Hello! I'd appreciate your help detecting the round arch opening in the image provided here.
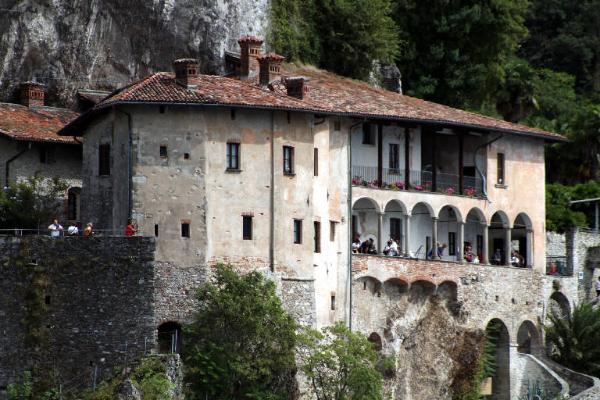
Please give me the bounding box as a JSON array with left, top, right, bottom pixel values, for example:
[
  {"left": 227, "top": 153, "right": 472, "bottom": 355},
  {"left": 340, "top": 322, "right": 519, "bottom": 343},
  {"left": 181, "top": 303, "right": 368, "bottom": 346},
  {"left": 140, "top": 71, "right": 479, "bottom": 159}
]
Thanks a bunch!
[{"left": 157, "top": 321, "right": 182, "bottom": 354}]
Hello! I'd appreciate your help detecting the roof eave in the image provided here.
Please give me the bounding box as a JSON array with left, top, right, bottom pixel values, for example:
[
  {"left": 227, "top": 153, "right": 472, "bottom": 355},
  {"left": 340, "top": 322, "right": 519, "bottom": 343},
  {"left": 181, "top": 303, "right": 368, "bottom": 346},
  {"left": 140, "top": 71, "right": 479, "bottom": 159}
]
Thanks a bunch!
[{"left": 59, "top": 99, "right": 567, "bottom": 143}]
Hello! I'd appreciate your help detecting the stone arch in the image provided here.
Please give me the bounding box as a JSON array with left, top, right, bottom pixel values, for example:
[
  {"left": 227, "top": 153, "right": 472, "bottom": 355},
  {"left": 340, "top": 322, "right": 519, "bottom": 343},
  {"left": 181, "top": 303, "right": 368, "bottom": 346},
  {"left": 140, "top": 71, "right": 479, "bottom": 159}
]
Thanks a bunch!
[
  {"left": 157, "top": 321, "right": 182, "bottom": 354},
  {"left": 356, "top": 276, "right": 382, "bottom": 295},
  {"left": 465, "top": 207, "right": 487, "bottom": 263},
  {"left": 437, "top": 205, "right": 462, "bottom": 261},
  {"left": 409, "top": 202, "right": 435, "bottom": 258},
  {"left": 352, "top": 197, "right": 380, "bottom": 246},
  {"left": 485, "top": 318, "right": 511, "bottom": 400},
  {"left": 384, "top": 199, "right": 408, "bottom": 215},
  {"left": 517, "top": 320, "right": 541, "bottom": 356},
  {"left": 409, "top": 280, "right": 436, "bottom": 303},
  {"left": 512, "top": 213, "right": 533, "bottom": 267},
  {"left": 489, "top": 211, "right": 511, "bottom": 265},
  {"left": 384, "top": 200, "right": 407, "bottom": 254},
  {"left": 548, "top": 291, "right": 571, "bottom": 319},
  {"left": 436, "top": 204, "right": 463, "bottom": 223},
  {"left": 368, "top": 332, "right": 383, "bottom": 351},
  {"left": 437, "top": 281, "right": 458, "bottom": 302},
  {"left": 383, "top": 278, "right": 409, "bottom": 301},
  {"left": 67, "top": 186, "right": 81, "bottom": 221}
]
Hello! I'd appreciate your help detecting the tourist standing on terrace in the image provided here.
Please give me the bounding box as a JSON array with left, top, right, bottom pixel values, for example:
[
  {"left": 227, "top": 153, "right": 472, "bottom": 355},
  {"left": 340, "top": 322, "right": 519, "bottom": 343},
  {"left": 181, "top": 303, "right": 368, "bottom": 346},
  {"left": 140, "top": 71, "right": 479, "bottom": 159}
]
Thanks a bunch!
[
  {"left": 48, "top": 219, "right": 63, "bottom": 238},
  {"left": 125, "top": 219, "right": 136, "bottom": 237}
]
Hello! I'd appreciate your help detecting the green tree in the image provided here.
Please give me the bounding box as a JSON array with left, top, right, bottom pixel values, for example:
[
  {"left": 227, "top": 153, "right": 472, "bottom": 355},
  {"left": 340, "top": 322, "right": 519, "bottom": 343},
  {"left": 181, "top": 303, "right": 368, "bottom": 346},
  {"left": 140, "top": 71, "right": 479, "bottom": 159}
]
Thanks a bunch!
[
  {"left": 182, "top": 265, "right": 297, "bottom": 399},
  {"left": 393, "top": 0, "right": 530, "bottom": 108},
  {"left": 269, "top": 0, "right": 399, "bottom": 80},
  {"left": 0, "top": 175, "right": 68, "bottom": 230},
  {"left": 545, "top": 303, "right": 600, "bottom": 377},
  {"left": 545, "top": 183, "right": 588, "bottom": 232},
  {"left": 297, "top": 322, "right": 383, "bottom": 400},
  {"left": 520, "top": 0, "right": 600, "bottom": 98}
]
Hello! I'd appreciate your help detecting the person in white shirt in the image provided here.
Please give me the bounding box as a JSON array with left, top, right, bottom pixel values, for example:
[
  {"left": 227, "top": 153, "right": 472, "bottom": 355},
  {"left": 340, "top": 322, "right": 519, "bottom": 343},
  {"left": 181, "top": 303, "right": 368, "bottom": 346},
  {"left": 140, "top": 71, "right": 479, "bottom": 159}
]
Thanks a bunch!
[
  {"left": 596, "top": 276, "right": 600, "bottom": 297},
  {"left": 48, "top": 219, "right": 63, "bottom": 238},
  {"left": 67, "top": 224, "right": 79, "bottom": 236}
]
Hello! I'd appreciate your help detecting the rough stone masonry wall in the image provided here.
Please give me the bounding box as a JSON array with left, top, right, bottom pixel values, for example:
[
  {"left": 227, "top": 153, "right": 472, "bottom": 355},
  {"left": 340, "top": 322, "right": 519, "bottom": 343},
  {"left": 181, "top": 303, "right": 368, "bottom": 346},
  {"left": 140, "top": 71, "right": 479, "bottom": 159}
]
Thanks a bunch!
[{"left": 0, "top": 236, "right": 156, "bottom": 394}]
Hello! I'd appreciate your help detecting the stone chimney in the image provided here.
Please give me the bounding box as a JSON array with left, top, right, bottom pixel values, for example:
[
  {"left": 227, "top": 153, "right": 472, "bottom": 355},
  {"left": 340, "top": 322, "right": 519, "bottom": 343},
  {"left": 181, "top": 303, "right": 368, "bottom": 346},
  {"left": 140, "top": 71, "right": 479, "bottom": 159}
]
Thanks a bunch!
[
  {"left": 20, "top": 82, "right": 45, "bottom": 107},
  {"left": 285, "top": 77, "right": 310, "bottom": 100},
  {"left": 238, "top": 35, "right": 263, "bottom": 79},
  {"left": 173, "top": 58, "right": 199, "bottom": 88},
  {"left": 380, "top": 64, "right": 402, "bottom": 94},
  {"left": 257, "top": 53, "right": 285, "bottom": 86}
]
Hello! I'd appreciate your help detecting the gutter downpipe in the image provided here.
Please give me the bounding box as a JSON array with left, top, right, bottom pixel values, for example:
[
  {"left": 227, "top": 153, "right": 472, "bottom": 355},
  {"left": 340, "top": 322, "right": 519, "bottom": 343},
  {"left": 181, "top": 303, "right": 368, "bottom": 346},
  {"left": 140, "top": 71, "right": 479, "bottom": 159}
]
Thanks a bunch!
[
  {"left": 270, "top": 111, "right": 275, "bottom": 272},
  {"left": 347, "top": 119, "right": 364, "bottom": 330},
  {"left": 474, "top": 133, "right": 503, "bottom": 199},
  {"left": 114, "top": 107, "right": 133, "bottom": 220},
  {"left": 5, "top": 142, "right": 31, "bottom": 188}
]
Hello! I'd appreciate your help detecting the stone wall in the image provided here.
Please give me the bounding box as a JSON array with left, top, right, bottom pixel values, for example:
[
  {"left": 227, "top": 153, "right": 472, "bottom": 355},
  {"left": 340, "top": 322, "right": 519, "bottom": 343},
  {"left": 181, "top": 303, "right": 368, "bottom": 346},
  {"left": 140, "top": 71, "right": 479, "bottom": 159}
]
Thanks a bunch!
[{"left": 0, "top": 236, "right": 156, "bottom": 394}]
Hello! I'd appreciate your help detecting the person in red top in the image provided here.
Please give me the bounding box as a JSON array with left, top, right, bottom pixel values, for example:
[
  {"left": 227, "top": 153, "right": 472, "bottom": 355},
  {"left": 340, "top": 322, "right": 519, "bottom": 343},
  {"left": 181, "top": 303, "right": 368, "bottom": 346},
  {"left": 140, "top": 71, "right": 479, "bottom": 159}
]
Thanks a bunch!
[{"left": 125, "top": 219, "right": 136, "bottom": 237}]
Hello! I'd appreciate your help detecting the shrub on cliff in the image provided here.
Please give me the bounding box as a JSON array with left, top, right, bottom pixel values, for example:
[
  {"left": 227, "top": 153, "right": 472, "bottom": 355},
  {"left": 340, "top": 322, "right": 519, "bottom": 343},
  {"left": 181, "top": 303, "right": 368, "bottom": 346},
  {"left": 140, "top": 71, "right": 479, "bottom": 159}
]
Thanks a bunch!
[
  {"left": 546, "top": 302, "right": 600, "bottom": 377},
  {"left": 296, "top": 322, "right": 383, "bottom": 400},
  {"left": 182, "top": 264, "right": 298, "bottom": 399}
]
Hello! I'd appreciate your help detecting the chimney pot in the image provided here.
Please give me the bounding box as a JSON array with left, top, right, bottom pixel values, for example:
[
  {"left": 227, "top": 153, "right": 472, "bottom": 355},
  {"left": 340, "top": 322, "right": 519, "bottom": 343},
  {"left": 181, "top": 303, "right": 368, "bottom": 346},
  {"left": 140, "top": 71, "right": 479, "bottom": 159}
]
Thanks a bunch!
[
  {"left": 257, "top": 53, "right": 285, "bottom": 86},
  {"left": 20, "top": 82, "right": 45, "bottom": 107},
  {"left": 238, "top": 35, "right": 264, "bottom": 79},
  {"left": 284, "top": 77, "right": 310, "bottom": 100},
  {"left": 173, "top": 58, "right": 199, "bottom": 87}
]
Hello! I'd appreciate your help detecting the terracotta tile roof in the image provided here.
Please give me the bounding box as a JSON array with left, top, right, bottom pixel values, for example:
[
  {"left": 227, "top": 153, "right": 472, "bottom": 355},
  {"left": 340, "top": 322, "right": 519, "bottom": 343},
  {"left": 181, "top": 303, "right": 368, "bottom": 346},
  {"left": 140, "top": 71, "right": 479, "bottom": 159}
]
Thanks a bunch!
[
  {"left": 60, "top": 64, "right": 566, "bottom": 142},
  {"left": 0, "top": 103, "right": 79, "bottom": 144}
]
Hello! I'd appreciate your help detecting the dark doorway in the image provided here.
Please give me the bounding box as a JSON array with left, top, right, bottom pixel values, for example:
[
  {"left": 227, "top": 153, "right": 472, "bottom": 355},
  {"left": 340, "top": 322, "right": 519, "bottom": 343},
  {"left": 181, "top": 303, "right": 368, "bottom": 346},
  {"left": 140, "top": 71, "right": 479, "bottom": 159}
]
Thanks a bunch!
[{"left": 157, "top": 322, "right": 182, "bottom": 354}]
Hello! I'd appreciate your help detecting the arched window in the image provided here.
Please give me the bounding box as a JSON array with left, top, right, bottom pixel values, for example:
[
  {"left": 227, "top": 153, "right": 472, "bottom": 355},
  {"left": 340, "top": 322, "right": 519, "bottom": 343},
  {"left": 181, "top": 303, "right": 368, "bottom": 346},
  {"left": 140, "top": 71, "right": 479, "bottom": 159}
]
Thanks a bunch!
[
  {"left": 67, "top": 187, "right": 81, "bottom": 221},
  {"left": 157, "top": 321, "right": 182, "bottom": 354}
]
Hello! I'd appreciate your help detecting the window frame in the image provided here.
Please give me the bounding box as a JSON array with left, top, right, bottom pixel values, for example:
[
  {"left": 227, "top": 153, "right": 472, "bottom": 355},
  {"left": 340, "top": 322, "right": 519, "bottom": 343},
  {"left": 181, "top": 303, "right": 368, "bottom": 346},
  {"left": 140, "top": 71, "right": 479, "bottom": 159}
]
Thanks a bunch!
[
  {"left": 159, "top": 144, "right": 168, "bottom": 158},
  {"left": 389, "top": 143, "right": 399, "bottom": 170},
  {"left": 329, "top": 221, "right": 336, "bottom": 242},
  {"left": 98, "top": 143, "right": 111, "bottom": 176},
  {"left": 226, "top": 142, "right": 240, "bottom": 170},
  {"left": 242, "top": 215, "right": 253, "bottom": 240},
  {"left": 497, "top": 153, "right": 505, "bottom": 185},
  {"left": 283, "top": 146, "right": 295, "bottom": 175},
  {"left": 314, "top": 148, "right": 319, "bottom": 176},
  {"left": 448, "top": 232, "right": 456, "bottom": 256},
  {"left": 293, "top": 219, "right": 303, "bottom": 244},
  {"left": 181, "top": 222, "right": 190, "bottom": 238},
  {"left": 314, "top": 221, "right": 321, "bottom": 253},
  {"left": 362, "top": 122, "right": 374, "bottom": 145}
]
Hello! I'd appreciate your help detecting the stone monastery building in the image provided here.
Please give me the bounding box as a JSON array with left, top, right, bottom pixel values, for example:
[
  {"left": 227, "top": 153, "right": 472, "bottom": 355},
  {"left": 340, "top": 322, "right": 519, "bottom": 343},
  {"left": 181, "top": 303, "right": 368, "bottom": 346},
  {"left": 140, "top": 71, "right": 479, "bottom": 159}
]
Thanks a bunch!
[{"left": 3, "top": 36, "right": 591, "bottom": 399}]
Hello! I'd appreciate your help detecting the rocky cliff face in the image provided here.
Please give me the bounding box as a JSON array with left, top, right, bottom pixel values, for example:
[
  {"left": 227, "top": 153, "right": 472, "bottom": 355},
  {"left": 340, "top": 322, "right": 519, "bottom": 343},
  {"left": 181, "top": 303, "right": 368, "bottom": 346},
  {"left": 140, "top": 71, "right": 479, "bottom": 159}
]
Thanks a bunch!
[{"left": 0, "top": 0, "right": 268, "bottom": 106}]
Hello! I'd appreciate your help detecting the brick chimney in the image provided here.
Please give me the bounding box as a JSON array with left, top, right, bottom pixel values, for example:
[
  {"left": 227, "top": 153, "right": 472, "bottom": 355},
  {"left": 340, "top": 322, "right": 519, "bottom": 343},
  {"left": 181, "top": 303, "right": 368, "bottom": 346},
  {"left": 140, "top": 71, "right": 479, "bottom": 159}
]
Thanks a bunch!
[
  {"left": 285, "top": 77, "right": 310, "bottom": 100},
  {"left": 238, "top": 35, "right": 263, "bottom": 79},
  {"left": 173, "top": 58, "right": 199, "bottom": 87},
  {"left": 20, "top": 82, "right": 45, "bottom": 107},
  {"left": 257, "top": 53, "right": 285, "bottom": 86}
]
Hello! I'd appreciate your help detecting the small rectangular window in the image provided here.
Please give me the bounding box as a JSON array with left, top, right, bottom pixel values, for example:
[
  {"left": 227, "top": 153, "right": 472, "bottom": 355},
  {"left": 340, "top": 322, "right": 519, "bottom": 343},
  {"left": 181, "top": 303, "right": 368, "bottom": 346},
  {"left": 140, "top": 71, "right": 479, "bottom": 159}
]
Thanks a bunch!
[
  {"left": 448, "top": 232, "right": 456, "bottom": 256},
  {"left": 314, "top": 148, "right": 319, "bottom": 176},
  {"left": 333, "top": 119, "right": 341, "bottom": 131},
  {"left": 155, "top": 224, "right": 159, "bottom": 237},
  {"left": 160, "top": 145, "right": 168, "bottom": 158},
  {"left": 497, "top": 153, "right": 505, "bottom": 184},
  {"left": 243, "top": 215, "right": 253, "bottom": 240},
  {"left": 293, "top": 219, "right": 302, "bottom": 244},
  {"left": 389, "top": 143, "right": 399, "bottom": 170},
  {"left": 330, "top": 294, "right": 336, "bottom": 311},
  {"left": 362, "top": 123, "right": 374, "bottom": 145},
  {"left": 283, "top": 146, "right": 294, "bottom": 174},
  {"left": 181, "top": 222, "right": 190, "bottom": 238},
  {"left": 184, "top": 153, "right": 190, "bottom": 160},
  {"left": 99, "top": 144, "right": 111, "bottom": 176},
  {"left": 329, "top": 221, "right": 336, "bottom": 242},
  {"left": 39, "top": 146, "right": 55, "bottom": 164},
  {"left": 227, "top": 143, "right": 240, "bottom": 170},
  {"left": 314, "top": 221, "right": 321, "bottom": 253},
  {"left": 352, "top": 215, "right": 358, "bottom": 239},
  {"left": 230, "top": 108, "right": 236, "bottom": 120}
]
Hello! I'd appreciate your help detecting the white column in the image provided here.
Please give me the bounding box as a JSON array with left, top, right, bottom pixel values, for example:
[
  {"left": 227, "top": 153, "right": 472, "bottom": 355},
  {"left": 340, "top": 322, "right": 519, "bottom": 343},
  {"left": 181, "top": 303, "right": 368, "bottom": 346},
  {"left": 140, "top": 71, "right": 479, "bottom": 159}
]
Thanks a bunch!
[
  {"left": 504, "top": 226, "right": 512, "bottom": 266},
  {"left": 404, "top": 214, "right": 411, "bottom": 257},
  {"left": 527, "top": 228, "right": 534, "bottom": 267},
  {"left": 378, "top": 212, "right": 384, "bottom": 255},
  {"left": 482, "top": 223, "right": 489, "bottom": 264},
  {"left": 432, "top": 217, "right": 439, "bottom": 260},
  {"left": 458, "top": 222, "right": 464, "bottom": 263}
]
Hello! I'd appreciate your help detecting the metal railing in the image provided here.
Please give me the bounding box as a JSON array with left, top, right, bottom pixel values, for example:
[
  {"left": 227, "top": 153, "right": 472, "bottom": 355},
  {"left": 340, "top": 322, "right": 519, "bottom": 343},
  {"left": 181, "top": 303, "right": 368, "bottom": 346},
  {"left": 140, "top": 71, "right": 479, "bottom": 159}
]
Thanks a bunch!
[
  {"left": 352, "top": 165, "right": 484, "bottom": 197},
  {"left": 0, "top": 228, "right": 133, "bottom": 237}
]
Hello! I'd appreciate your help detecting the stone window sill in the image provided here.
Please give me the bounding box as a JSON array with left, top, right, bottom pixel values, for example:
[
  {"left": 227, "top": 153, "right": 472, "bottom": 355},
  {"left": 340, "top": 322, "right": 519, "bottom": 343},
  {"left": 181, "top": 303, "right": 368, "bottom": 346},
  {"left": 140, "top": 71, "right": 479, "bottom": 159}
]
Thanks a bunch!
[
  {"left": 284, "top": 172, "right": 296, "bottom": 177},
  {"left": 226, "top": 168, "right": 242, "bottom": 173},
  {"left": 495, "top": 183, "right": 508, "bottom": 189}
]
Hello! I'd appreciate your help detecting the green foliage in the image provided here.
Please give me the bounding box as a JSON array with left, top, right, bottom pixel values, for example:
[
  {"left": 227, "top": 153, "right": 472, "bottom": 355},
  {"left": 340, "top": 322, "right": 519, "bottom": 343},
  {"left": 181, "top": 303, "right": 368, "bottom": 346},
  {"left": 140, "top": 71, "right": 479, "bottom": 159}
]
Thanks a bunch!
[
  {"left": 297, "top": 322, "right": 383, "bottom": 400},
  {"left": 394, "top": 0, "right": 529, "bottom": 108},
  {"left": 83, "top": 356, "right": 172, "bottom": 400},
  {"left": 182, "top": 264, "right": 297, "bottom": 399},
  {"left": 7, "top": 371, "right": 33, "bottom": 400},
  {"left": 131, "top": 356, "right": 172, "bottom": 400},
  {"left": 545, "top": 303, "right": 600, "bottom": 377},
  {"left": 546, "top": 182, "right": 597, "bottom": 232},
  {"left": 269, "top": 0, "right": 399, "bottom": 80},
  {"left": 520, "top": 0, "right": 600, "bottom": 97},
  {"left": 0, "top": 174, "right": 68, "bottom": 230}
]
